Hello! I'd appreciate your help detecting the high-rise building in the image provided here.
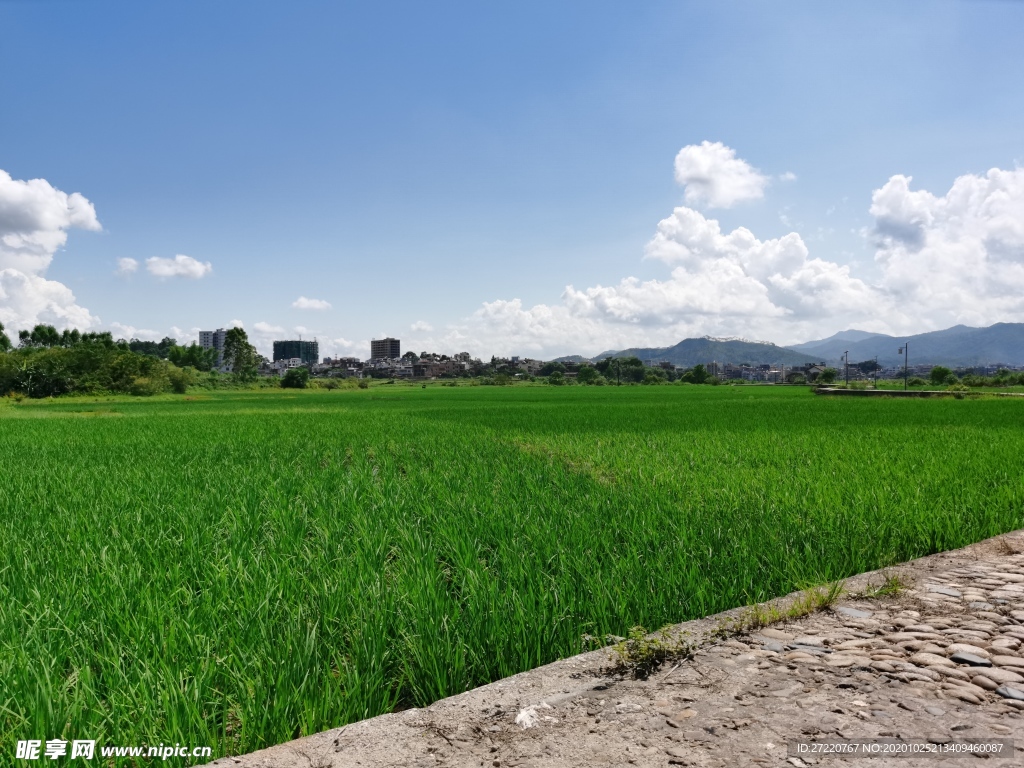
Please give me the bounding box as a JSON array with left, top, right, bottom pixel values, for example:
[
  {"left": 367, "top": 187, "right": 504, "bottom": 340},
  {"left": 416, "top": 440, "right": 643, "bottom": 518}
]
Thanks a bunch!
[
  {"left": 199, "top": 329, "right": 227, "bottom": 367},
  {"left": 273, "top": 340, "right": 319, "bottom": 366},
  {"left": 370, "top": 337, "right": 401, "bottom": 360}
]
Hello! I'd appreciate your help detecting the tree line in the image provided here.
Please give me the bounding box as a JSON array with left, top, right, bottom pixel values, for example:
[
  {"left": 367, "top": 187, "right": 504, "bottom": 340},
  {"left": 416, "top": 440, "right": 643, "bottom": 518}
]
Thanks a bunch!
[
  {"left": 0, "top": 323, "right": 261, "bottom": 398},
  {"left": 541, "top": 358, "right": 718, "bottom": 385}
]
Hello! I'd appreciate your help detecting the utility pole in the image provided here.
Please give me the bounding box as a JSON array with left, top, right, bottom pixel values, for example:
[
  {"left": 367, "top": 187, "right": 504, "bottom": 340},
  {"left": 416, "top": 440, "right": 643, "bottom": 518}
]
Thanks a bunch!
[
  {"left": 874, "top": 355, "right": 878, "bottom": 389},
  {"left": 844, "top": 351, "right": 849, "bottom": 386},
  {"left": 899, "top": 343, "right": 909, "bottom": 390}
]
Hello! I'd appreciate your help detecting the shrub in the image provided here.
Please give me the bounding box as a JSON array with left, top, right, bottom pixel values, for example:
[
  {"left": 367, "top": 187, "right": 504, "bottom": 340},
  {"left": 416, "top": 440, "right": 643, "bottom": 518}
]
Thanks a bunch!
[
  {"left": 947, "top": 383, "right": 971, "bottom": 400},
  {"left": 281, "top": 367, "right": 310, "bottom": 389},
  {"left": 167, "top": 365, "right": 196, "bottom": 394},
  {"left": 548, "top": 371, "right": 565, "bottom": 386},
  {"left": 130, "top": 376, "right": 164, "bottom": 396},
  {"left": 908, "top": 376, "right": 927, "bottom": 386},
  {"left": 357, "top": 379, "right": 369, "bottom": 389},
  {"left": 929, "top": 366, "right": 952, "bottom": 385}
]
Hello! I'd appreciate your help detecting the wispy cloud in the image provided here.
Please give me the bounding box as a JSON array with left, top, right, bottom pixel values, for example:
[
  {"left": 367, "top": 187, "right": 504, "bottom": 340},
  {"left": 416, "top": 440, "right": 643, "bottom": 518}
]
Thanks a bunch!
[
  {"left": 292, "top": 296, "right": 331, "bottom": 310},
  {"left": 146, "top": 254, "right": 213, "bottom": 279}
]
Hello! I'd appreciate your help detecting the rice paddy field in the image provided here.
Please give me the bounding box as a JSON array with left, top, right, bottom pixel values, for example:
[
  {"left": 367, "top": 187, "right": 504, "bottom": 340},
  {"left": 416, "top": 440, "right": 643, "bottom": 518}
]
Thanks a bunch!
[{"left": 2, "top": 385, "right": 1023, "bottom": 758}]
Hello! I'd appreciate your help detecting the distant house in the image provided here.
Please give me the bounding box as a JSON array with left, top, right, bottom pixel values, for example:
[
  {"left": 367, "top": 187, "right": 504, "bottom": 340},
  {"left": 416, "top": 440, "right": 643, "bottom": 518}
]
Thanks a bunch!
[{"left": 805, "top": 364, "right": 828, "bottom": 380}]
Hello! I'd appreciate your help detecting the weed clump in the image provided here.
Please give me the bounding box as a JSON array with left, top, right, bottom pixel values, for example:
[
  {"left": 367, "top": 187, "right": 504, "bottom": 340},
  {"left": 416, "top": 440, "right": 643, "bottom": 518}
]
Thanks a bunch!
[
  {"left": 610, "top": 625, "right": 694, "bottom": 679},
  {"left": 863, "top": 571, "right": 908, "bottom": 598}
]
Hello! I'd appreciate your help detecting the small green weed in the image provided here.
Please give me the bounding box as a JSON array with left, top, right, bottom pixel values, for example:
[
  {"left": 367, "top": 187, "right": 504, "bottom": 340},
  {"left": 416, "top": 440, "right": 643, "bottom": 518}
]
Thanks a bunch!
[
  {"left": 610, "top": 625, "right": 694, "bottom": 679},
  {"left": 862, "top": 571, "right": 908, "bottom": 598},
  {"left": 715, "top": 580, "right": 845, "bottom": 636}
]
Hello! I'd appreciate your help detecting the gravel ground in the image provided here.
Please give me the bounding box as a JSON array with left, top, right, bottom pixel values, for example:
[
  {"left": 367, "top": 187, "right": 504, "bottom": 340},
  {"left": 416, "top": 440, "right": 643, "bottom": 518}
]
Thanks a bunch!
[{"left": 206, "top": 531, "right": 1024, "bottom": 768}]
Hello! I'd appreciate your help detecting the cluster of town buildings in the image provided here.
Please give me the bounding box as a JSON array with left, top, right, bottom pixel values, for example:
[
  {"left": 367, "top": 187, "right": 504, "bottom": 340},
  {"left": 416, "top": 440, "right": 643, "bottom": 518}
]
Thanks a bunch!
[{"left": 196, "top": 330, "right": 1022, "bottom": 382}]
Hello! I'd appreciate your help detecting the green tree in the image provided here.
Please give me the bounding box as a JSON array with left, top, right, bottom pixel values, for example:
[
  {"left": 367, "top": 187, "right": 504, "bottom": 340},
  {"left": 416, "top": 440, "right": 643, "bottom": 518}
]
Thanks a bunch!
[
  {"left": 19, "top": 324, "right": 61, "bottom": 348},
  {"left": 818, "top": 367, "right": 838, "bottom": 384},
  {"left": 0, "top": 322, "right": 10, "bottom": 352},
  {"left": 223, "top": 327, "right": 259, "bottom": 382},
  {"left": 690, "top": 364, "right": 710, "bottom": 384},
  {"left": 166, "top": 365, "right": 196, "bottom": 394},
  {"left": 929, "top": 366, "right": 953, "bottom": 385},
  {"left": 168, "top": 342, "right": 217, "bottom": 372},
  {"left": 281, "top": 367, "right": 310, "bottom": 389},
  {"left": 128, "top": 336, "right": 177, "bottom": 358},
  {"left": 540, "top": 361, "right": 566, "bottom": 376},
  {"left": 548, "top": 370, "right": 565, "bottom": 386},
  {"left": 576, "top": 365, "right": 599, "bottom": 384}
]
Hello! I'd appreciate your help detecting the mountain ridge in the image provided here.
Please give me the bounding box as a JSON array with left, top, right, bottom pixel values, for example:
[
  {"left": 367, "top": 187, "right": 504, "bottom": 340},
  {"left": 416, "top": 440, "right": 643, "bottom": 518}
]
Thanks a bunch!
[
  {"left": 784, "top": 322, "right": 1024, "bottom": 367},
  {"left": 551, "top": 323, "right": 1024, "bottom": 368},
  {"left": 591, "top": 337, "right": 823, "bottom": 367}
]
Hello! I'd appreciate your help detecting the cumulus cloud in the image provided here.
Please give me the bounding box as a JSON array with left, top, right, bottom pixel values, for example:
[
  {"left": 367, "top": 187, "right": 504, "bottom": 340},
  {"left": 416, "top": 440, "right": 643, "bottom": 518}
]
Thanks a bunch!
[
  {"left": 292, "top": 296, "right": 331, "bottom": 310},
  {"left": 410, "top": 320, "right": 433, "bottom": 332},
  {"left": 0, "top": 269, "right": 99, "bottom": 331},
  {"left": 116, "top": 257, "right": 138, "bottom": 275},
  {"left": 440, "top": 163, "right": 1024, "bottom": 358},
  {"left": 0, "top": 169, "right": 101, "bottom": 275},
  {"left": 146, "top": 254, "right": 213, "bottom": 279},
  {"left": 253, "top": 321, "right": 284, "bottom": 334},
  {"left": 435, "top": 206, "right": 883, "bottom": 357},
  {"left": 869, "top": 168, "right": 1024, "bottom": 328},
  {"left": 780, "top": 172, "right": 797, "bottom": 182},
  {"left": 322, "top": 336, "right": 366, "bottom": 359},
  {"left": 0, "top": 168, "right": 101, "bottom": 331},
  {"left": 673, "top": 141, "right": 768, "bottom": 209},
  {"left": 107, "top": 321, "right": 163, "bottom": 341}
]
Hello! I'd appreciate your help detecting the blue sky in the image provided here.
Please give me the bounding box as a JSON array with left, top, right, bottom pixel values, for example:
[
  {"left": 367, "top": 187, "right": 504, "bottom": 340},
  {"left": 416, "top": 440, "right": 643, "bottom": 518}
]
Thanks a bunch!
[{"left": 2, "top": 0, "right": 1023, "bottom": 358}]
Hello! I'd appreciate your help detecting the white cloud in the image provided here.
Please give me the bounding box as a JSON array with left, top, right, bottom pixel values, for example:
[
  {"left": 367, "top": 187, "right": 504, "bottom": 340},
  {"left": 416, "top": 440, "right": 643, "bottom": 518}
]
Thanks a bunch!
[
  {"left": 116, "top": 257, "right": 138, "bottom": 275},
  {"left": 869, "top": 168, "right": 1024, "bottom": 329},
  {"left": 0, "top": 169, "right": 101, "bottom": 275},
  {"left": 107, "top": 321, "right": 163, "bottom": 341},
  {"left": 410, "top": 320, "right": 433, "bottom": 332},
  {"left": 293, "top": 325, "right": 310, "bottom": 335},
  {"left": 0, "top": 269, "right": 99, "bottom": 332},
  {"left": 229, "top": 319, "right": 245, "bottom": 328},
  {"left": 146, "top": 254, "right": 213, "bottom": 279},
  {"left": 780, "top": 171, "right": 797, "bottom": 182},
  {"left": 673, "top": 141, "right": 768, "bottom": 209},
  {"left": 169, "top": 326, "right": 200, "bottom": 345},
  {"left": 292, "top": 296, "right": 331, "bottom": 310},
  {"left": 0, "top": 168, "right": 101, "bottom": 332},
  {"left": 322, "top": 336, "right": 366, "bottom": 359},
  {"left": 253, "top": 321, "right": 284, "bottom": 334},
  {"left": 440, "top": 163, "right": 1024, "bottom": 359}
]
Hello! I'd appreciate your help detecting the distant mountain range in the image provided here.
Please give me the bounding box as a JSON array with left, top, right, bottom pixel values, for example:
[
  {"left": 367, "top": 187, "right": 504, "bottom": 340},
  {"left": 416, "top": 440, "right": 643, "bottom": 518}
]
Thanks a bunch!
[
  {"left": 784, "top": 323, "right": 1024, "bottom": 367},
  {"left": 592, "top": 337, "right": 822, "bottom": 368},
  {"left": 557, "top": 322, "right": 1024, "bottom": 368}
]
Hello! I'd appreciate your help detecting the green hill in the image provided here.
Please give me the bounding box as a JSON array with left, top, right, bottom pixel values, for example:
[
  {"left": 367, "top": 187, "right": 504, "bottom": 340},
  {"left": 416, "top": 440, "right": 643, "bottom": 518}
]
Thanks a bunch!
[{"left": 595, "top": 337, "right": 822, "bottom": 367}]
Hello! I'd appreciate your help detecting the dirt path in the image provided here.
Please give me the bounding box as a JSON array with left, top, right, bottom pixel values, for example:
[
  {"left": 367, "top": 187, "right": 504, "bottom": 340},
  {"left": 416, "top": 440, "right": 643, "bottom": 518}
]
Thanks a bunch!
[{"left": 207, "top": 532, "right": 1024, "bottom": 767}]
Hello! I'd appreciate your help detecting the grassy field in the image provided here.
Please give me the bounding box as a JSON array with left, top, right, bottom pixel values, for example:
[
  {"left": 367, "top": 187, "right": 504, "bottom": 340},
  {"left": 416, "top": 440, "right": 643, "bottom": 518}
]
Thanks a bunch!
[{"left": 2, "top": 385, "right": 1023, "bottom": 757}]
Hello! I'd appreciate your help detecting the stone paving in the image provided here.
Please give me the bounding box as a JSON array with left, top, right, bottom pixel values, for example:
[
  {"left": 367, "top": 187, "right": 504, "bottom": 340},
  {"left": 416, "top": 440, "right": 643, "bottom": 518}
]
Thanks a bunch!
[{"left": 207, "top": 532, "right": 1024, "bottom": 767}]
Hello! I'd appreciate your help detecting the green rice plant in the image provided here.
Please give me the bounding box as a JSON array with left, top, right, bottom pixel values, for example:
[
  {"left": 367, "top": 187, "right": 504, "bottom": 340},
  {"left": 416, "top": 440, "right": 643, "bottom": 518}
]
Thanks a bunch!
[{"left": 1, "top": 386, "right": 1022, "bottom": 758}]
